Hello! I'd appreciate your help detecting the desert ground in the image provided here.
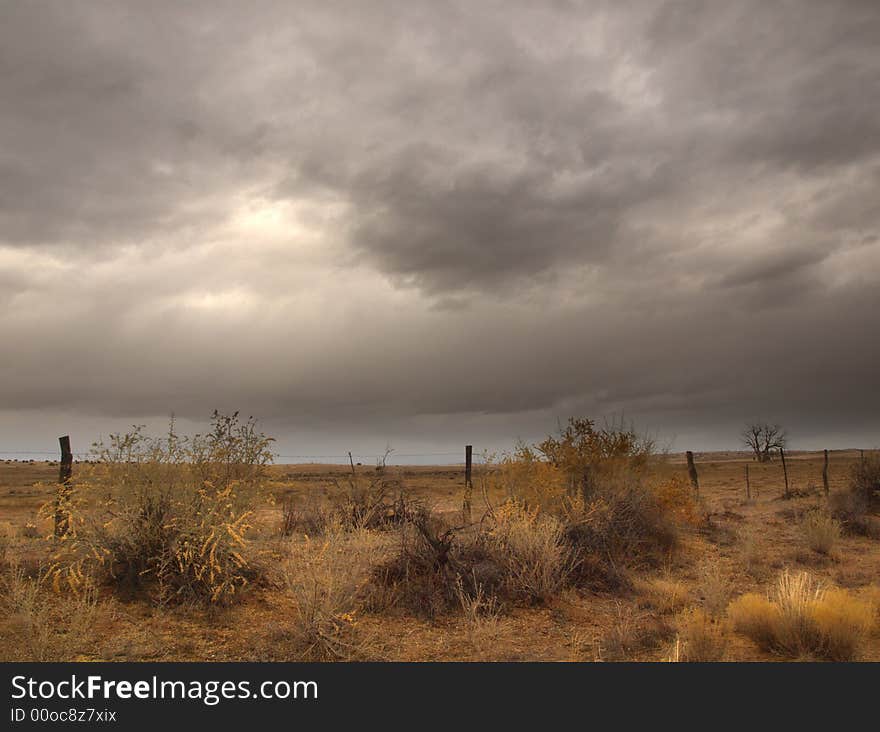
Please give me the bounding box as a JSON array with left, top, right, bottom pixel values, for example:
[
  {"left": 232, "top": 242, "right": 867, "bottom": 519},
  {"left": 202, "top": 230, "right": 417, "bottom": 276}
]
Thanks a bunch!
[{"left": 1, "top": 449, "right": 878, "bottom": 662}]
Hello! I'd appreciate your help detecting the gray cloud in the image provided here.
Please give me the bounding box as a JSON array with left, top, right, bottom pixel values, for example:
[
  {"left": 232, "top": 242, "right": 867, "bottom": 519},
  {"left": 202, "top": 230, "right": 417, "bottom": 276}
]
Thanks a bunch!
[{"left": 1, "top": 1, "right": 879, "bottom": 457}]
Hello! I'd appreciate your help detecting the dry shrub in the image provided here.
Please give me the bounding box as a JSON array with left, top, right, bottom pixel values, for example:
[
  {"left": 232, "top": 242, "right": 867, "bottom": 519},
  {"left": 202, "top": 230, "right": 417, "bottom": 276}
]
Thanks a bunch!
[
  {"left": 635, "top": 577, "right": 689, "bottom": 615},
  {"left": 600, "top": 604, "right": 675, "bottom": 661},
  {"left": 850, "top": 455, "right": 880, "bottom": 508},
  {"left": 652, "top": 474, "right": 700, "bottom": 525},
  {"left": 800, "top": 509, "right": 840, "bottom": 555},
  {"left": 370, "top": 508, "right": 499, "bottom": 617},
  {"left": 535, "top": 416, "right": 654, "bottom": 497},
  {"left": 454, "top": 574, "right": 500, "bottom": 659},
  {"left": 282, "top": 469, "right": 416, "bottom": 537},
  {"left": 489, "top": 445, "right": 569, "bottom": 512},
  {"left": 485, "top": 501, "right": 575, "bottom": 603},
  {"left": 0, "top": 565, "right": 98, "bottom": 661},
  {"left": 480, "top": 419, "right": 690, "bottom": 592},
  {"left": 44, "top": 412, "right": 273, "bottom": 606},
  {"left": 370, "top": 499, "right": 574, "bottom": 616},
  {"left": 279, "top": 495, "right": 332, "bottom": 538},
  {"left": 728, "top": 570, "right": 875, "bottom": 660},
  {"left": 563, "top": 473, "right": 679, "bottom": 568},
  {"left": 676, "top": 608, "right": 727, "bottom": 662},
  {"left": 325, "top": 467, "right": 414, "bottom": 532},
  {"left": 280, "top": 528, "right": 388, "bottom": 661},
  {"left": 830, "top": 455, "right": 880, "bottom": 537}
]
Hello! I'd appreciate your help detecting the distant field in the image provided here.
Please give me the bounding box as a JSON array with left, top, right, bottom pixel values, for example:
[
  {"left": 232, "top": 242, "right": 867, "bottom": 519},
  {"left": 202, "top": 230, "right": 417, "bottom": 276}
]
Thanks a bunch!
[{"left": 1, "top": 450, "right": 878, "bottom": 662}]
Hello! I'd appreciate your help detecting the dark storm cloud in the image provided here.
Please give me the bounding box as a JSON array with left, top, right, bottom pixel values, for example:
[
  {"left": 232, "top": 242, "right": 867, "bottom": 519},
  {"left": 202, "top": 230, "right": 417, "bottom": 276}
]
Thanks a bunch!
[{"left": 1, "top": 1, "right": 879, "bottom": 454}]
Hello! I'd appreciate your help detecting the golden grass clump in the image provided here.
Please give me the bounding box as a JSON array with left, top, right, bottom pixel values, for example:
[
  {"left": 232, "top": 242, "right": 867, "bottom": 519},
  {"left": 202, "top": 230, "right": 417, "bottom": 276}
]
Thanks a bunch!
[
  {"left": 728, "top": 593, "right": 778, "bottom": 651},
  {"left": 800, "top": 509, "right": 840, "bottom": 555},
  {"left": 728, "top": 569, "right": 875, "bottom": 660},
  {"left": 810, "top": 588, "right": 875, "bottom": 661}
]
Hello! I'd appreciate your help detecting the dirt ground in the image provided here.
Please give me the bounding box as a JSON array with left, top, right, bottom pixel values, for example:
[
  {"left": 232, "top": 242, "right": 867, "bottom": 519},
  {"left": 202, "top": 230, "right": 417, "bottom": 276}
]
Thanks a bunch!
[{"left": 1, "top": 450, "right": 878, "bottom": 661}]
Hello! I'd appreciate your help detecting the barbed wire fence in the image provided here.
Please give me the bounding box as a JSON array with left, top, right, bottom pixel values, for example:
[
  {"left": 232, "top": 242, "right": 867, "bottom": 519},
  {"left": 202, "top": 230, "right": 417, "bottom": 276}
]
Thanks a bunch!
[{"left": 0, "top": 448, "right": 482, "bottom": 465}]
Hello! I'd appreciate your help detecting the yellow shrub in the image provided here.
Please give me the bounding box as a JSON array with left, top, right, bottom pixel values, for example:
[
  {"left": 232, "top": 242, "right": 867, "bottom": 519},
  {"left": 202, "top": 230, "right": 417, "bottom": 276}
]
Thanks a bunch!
[
  {"left": 651, "top": 474, "right": 700, "bottom": 525},
  {"left": 728, "top": 593, "right": 779, "bottom": 651},
  {"left": 489, "top": 451, "right": 568, "bottom": 512},
  {"left": 811, "top": 588, "right": 874, "bottom": 661},
  {"left": 42, "top": 413, "right": 273, "bottom": 606},
  {"left": 728, "top": 571, "right": 876, "bottom": 660}
]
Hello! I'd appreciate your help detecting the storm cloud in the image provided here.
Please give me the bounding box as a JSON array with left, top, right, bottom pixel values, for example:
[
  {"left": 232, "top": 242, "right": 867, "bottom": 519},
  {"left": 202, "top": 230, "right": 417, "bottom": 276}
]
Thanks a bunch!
[{"left": 1, "top": 1, "right": 879, "bottom": 459}]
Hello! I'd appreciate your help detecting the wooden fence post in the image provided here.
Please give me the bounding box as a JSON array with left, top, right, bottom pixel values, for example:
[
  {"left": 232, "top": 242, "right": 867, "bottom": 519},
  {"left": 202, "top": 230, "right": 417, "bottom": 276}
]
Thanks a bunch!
[
  {"left": 463, "top": 445, "right": 473, "bottom": 522},
  {"left": 54, "top": 435, "right": 73, "bottom": 537},
  {"left": 686, "top": 451, "right": 699, "bottom": 494},
  {"left": 822, "top": 449, "right": 829, "bottom": 496},
  {"left": 745, "top": 464, "right": 751, "bottom": 501},
  {"left": 780, "top": 447, "right": 790, "bottom": 499}
]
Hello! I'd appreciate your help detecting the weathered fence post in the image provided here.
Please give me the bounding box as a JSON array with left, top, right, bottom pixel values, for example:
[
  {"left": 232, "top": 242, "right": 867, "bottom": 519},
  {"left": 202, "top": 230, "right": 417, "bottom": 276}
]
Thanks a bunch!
[
  {"left": 780, "top": 447, "right": 790, "bottom": 499},
  {"left": 686, "top": 451, "right": 699, "bottom": 495},
  {"left": 822, "top": 449, "right": 829, "bottom": 496},
  {"left": 745, "top": 464, "right": 751, "bottom": 501},
  {"left": 463, "top": 445, "right": 473, "bottom": 522},
  {"left": 54, "top": 435, "right": 73, "bottom": 537}
]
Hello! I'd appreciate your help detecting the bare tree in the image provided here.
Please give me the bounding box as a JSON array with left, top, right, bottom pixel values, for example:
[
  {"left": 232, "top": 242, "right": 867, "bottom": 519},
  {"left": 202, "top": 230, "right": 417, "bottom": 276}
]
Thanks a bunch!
[{"left": 741, "top": 422, "right": 787, "bottom": 462}]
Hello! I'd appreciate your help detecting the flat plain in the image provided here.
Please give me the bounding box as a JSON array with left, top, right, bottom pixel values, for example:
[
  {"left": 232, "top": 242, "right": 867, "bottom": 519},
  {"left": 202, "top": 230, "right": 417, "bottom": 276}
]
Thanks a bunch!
[{"left": 1, "top": 449, "right": 878, "bottom": 662}]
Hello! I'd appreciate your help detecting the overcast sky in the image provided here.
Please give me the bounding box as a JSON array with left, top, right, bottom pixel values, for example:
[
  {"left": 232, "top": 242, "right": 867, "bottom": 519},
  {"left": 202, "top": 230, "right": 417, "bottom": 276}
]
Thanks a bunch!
[{"left": 1, "top": 1, "right": 879, "bottom": 462}]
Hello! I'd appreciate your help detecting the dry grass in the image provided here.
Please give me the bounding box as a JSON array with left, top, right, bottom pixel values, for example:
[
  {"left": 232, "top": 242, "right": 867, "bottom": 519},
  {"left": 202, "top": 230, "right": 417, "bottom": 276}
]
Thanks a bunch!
[
  {"left": 486, "top": 501, "right": 575, "bottom": 603},
  {"left": 2, "top": 446, "right": 879, "bottom": 663},
  {"left": 599, "top": 604, "right": 675, "bottom": 661},
  {"left": 696, "top": 560, "right": 732, "bottom": 616},
  {"left": 800, "top": 509, "right": 840, "bottom": 555},
  {"left": 635, "top": 576, "right": 690, "bottom": 615},
  {"left": 675, "top": 608, "right": 727, "bottom": 661},
  {"left": 728, "top": 569, "right": 875, "bottom": 660},
  {"left": 811, "top": 588, "right": 876, "bottom": 661},
  {"left": 454, "top": 574, "right": 500, "bottom": 659},
  {"left": 0, "top": 564, "right": 99, "bottom": 661},
  {"left": 737, "top": 527, "right": 765, "bottom": 578},
  {"left": 280, "top": 527, "right": 390, "bottom": 661}
]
